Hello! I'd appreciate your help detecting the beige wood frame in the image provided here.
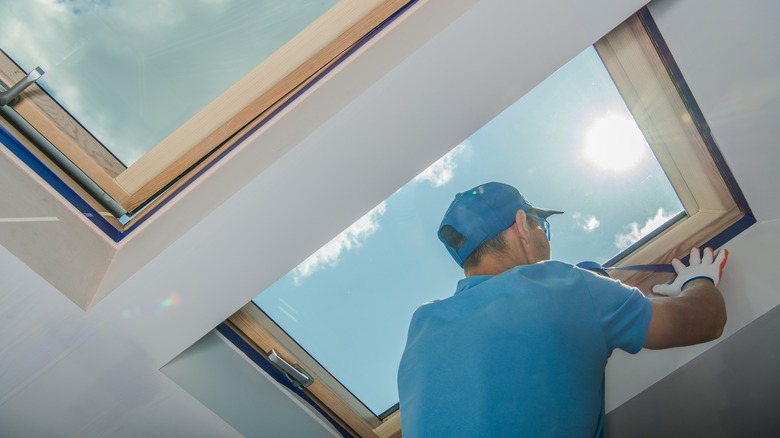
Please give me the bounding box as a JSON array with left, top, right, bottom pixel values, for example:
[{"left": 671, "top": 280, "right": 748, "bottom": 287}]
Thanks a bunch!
[
  {"left": 230, "top": 308, "right": 384, "bottom": 438},
  {"left": 0, "top": 53, "right": 132, "bottom": 206},
  {"left": 594, "top": 12, "right": 744, "bottom": 292},
  {"left": 225, "top": 11, "right": 747, "bottom": 438},
  {"left": 230, "top": 306, "right": 405, "bottom": 437},
  {"left": 0, "top": 0, "right": 411, "bottom": 221}
]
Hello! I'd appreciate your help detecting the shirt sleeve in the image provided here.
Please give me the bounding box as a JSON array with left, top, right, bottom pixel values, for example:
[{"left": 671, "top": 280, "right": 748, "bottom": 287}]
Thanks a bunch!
[{"left": 580, "top": 269, "right": 652, "bottom": 354}]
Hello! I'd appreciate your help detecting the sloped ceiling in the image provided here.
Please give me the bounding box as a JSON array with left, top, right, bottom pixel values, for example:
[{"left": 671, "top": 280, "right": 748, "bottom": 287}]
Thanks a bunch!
[{"left": 1, "top": 0, "right": 779, "bottom": 436}]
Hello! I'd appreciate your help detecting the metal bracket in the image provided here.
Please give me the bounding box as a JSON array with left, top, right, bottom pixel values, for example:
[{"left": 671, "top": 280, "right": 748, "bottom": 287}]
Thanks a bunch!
[
  {"left": 0, "top": 67, "right": 44, "bottom": 107},
  {"left": 268, "top": 349, "right": 314, "bottom": 388}
]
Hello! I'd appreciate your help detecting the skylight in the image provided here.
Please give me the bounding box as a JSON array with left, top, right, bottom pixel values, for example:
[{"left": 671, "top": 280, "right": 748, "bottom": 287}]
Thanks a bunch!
[
  {"left": 1, "top": 0, "right": 412, "bottom": 220},
  {"left": 1, "top": 0, "right": 338, "bottom": 165},
  {"left": 251, "top": 46, "right": 684, "bottom": 416}
]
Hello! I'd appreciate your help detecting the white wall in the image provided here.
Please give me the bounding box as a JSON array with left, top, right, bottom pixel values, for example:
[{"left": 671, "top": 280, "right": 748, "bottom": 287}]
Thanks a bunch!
[
  {"left": 162, "top": 331, "right": 339, "bottom": 438},
  {"left": 0, "top": 244, "right": 240, "bottom": 438},
  {"left": 603, "top": 0, "right": 780, "bottom": 432}
]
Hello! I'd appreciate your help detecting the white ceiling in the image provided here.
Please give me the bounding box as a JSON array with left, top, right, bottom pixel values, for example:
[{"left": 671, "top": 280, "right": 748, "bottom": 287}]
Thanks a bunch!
[{"left": 1, "top": 0, "right": 779, "bottom": 436}]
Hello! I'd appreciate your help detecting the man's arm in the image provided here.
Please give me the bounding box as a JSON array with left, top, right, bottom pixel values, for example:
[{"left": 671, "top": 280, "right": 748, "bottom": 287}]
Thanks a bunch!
[
  {"left": 644, "top": 279, "right": 726, "bottom": 349},
  {"left": 643, "top": 247, "right": 728, "bottom": 350}
]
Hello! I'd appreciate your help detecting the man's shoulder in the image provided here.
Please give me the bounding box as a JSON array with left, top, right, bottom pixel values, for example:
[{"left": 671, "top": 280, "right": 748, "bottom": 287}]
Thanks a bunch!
[
  {"left": 514, "top": 260, "right": 633, "bottom": 286},
  {"left": 503, "top": 260, "right": 639, "bottom": 298},
  {"left": 505, "top": 260, "right": 579, "bottom": 277}
]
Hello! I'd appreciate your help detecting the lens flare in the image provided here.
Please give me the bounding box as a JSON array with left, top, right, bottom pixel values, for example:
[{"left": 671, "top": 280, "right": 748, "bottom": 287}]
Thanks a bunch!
[{"left": 121, "top": 293, "right": 181, "bottom": 319}]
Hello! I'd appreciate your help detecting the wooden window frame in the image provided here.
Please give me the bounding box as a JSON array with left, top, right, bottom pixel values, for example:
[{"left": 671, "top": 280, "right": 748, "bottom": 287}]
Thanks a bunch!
[
  {"left": 223, "top": 9, "right": 750, "bottom": 438},
  {"left": 0, "top": 0, "right": 411, "bottom": 230},
  {"left": 592, "top": 10, "right": 747, "bottom": 291}
]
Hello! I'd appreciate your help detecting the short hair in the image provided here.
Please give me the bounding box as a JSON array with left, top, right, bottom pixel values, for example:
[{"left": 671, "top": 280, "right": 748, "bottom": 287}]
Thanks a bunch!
[
  {"left": 461, "top": 215, "right": 540, "bottom": 271},
  {"left": 462, "top": 228, "right": 509, "bottom": 271}
]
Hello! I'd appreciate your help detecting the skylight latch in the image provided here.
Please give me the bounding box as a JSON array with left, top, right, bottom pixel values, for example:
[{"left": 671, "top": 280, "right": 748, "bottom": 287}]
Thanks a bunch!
[
  {"left": 0, "top": 67, "right": 44, "bottom": 107},
  {"left": 268, "top": 349, "right": 313, "bottom": 388}
]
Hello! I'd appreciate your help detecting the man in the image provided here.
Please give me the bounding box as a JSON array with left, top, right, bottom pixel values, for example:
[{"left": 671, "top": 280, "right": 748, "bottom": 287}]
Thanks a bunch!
[{"left": 397, "top": 182, "right": 728, "bottom": 437}]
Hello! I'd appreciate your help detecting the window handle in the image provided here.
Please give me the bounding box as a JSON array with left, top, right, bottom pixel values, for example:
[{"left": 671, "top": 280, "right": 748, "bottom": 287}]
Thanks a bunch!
[
  {"left": 268, "top": 349, "right": 314, "bottom": 388},
  {"left": 0, "top": 66, "right": 44, "bottom": 107}
]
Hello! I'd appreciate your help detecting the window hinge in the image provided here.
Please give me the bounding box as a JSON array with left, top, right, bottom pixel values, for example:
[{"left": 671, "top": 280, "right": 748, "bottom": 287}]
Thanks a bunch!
[
  {"left": 268, "top": 349, "right": 314, "bottom": 388},
  {"left": 0, "top": 67, "right": 44, "bottom": 107}
]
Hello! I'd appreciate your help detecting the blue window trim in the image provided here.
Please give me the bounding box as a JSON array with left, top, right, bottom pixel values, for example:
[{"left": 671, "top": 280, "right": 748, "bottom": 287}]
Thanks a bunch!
[{"left": 0, "top": 125, "right": 123, "bottom": 241}]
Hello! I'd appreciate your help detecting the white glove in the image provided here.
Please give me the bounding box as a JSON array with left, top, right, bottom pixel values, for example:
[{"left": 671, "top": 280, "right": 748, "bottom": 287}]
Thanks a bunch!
[{"left": 652, "top": 247, "right": 729, "bottom": 297}]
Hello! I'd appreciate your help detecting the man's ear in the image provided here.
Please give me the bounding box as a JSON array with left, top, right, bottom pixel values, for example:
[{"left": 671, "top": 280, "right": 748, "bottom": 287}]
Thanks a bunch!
[{"left": 515, "top": 210, "right": 530, "bottom": 241}]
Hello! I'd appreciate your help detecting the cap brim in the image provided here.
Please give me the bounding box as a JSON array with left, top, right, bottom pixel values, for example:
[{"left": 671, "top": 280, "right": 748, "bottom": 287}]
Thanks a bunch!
[{"left": 530, "top": 207, "right": 564, "bottom": 218}]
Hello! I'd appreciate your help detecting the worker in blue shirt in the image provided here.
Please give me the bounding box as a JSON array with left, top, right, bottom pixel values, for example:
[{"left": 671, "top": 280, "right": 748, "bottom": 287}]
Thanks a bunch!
[{"left": 397, "top": 181, "right": 728, "bottom": 437}]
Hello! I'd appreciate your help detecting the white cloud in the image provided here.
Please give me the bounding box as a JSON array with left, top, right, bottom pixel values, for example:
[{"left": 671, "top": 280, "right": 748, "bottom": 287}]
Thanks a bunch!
[
  {"left": 615, "top": 208, "right": 677, "bottom": 250},
  {"left": 292, "top": 201, "right": 387, "bottom": 283},
  {"left": 290, "top": 140, "right": 467, "bottom": 283},
  {"left": 584, "top": 216, "right": 600, "bottom": 232},
  {"left": 572, "top": 212, "right": 600, "bottom": 232},
  {"left": 413, "top": 142, "right": 467, "bottom": 187}
]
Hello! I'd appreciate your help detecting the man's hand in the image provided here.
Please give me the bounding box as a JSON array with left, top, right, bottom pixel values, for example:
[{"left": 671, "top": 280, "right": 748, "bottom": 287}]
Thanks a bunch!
[
  {"left": 644, "top": 247, "right": 729, "bottom": 349},
  {"left": 652, "top": 247, "right": 728, "bottom": 297}
]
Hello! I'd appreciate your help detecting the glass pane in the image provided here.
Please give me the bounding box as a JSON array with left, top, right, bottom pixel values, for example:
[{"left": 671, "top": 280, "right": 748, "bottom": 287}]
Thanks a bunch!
[
  {"left": 0, "top": 0, "right": 339, "bottom": 165},
  {"left": 253, "top": 47, "right": 684, "bottom": 416}
]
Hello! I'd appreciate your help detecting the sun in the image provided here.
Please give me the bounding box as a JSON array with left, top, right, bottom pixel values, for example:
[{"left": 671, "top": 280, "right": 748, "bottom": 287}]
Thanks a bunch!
[{"left": 584, "top": 114, "right": 648, "bottom": 172}]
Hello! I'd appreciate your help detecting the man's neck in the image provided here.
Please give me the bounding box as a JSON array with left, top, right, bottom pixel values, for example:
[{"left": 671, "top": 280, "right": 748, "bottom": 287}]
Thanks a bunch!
[{"left": 466, "top": 256, "right": 525, "bottom": 277}]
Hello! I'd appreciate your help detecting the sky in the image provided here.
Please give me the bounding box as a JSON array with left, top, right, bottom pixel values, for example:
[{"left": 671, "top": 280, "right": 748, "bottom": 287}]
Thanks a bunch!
[
  {"left": 253, "top": 46, "right": 684, "bottom": 415},
  {"left": 0, "top": 0, "right": 337, "bottom": 165}
]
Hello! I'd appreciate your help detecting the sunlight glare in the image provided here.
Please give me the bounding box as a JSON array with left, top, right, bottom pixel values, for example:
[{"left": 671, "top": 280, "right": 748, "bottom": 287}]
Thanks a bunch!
[{"left": 584, "top": 114, "right": 648, "bottom": 172}]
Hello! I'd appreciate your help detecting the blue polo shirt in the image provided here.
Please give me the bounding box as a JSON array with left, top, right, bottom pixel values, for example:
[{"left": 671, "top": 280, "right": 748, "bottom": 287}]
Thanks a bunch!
[{"left": 397, "top": 261, "right": 652, "bottom": 437}]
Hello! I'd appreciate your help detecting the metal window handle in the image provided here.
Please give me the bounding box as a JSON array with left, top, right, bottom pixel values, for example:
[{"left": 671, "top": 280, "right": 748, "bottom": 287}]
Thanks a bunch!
[
  {"left": 0, "top": 66, "right": 44, "bottom": 107},
  {"left": 268, "top": 349, "right": 314, "bottom": 388}
]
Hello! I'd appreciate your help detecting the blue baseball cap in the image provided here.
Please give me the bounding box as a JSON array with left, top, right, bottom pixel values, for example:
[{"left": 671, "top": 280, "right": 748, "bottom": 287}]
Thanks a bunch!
[{"left": 437, "top": 182, "right": 563, "bottom": 266}]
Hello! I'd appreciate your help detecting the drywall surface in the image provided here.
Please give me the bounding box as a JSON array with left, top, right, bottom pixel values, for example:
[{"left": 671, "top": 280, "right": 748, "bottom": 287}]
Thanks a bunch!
[
  {"left": 162, "top": 331, "right": 338, "bottom": 438},
  {"left": 0, "top": 244, "right": 239, "bottom": 438},
  {"left": 607, "top": 301, "right": 780, "bottom": 437}
]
